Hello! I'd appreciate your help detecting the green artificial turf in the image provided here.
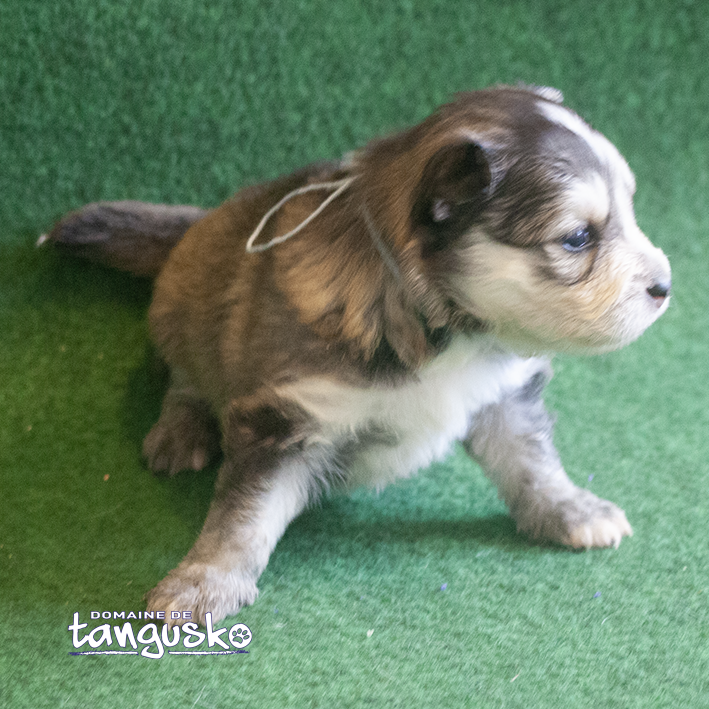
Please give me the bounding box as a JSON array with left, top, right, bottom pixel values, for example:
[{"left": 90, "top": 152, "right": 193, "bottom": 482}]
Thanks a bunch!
[{"left": 2, "top": 0, "right": 709, "bottom": 706}]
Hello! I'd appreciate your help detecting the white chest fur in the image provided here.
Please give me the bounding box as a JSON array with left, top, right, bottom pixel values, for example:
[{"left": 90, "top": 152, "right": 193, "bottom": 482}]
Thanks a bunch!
[{"left": 277, "top": 336, "right": 547, "bottom": 488}]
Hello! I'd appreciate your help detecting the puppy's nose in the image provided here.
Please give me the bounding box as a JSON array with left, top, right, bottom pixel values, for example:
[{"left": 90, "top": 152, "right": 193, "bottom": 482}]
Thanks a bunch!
[{"left": 647, "top": 278, "right": 671, "bottom": 305}]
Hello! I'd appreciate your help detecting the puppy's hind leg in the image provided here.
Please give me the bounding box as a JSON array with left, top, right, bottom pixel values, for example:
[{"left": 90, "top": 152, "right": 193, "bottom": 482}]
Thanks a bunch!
[
  {"left": 464, "top": 364, "right": 632, "bottom": 549},
  {"left": 143, "top": 368, "right": 221, "bottom": 476}
]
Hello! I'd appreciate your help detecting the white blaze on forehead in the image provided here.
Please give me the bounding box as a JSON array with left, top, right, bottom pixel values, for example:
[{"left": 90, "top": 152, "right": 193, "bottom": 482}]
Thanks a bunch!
[
  {"left": 537, "top": 102, "right": 635, "bottom": 192},
  {"left": 538, "top": 101, "right": 652, "bottom": 259}
]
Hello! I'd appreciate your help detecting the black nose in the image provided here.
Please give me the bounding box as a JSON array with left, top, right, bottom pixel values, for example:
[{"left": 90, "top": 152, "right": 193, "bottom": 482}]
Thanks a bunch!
[{"left": 647, "top": 279, "right": 671, "bottom": 302}]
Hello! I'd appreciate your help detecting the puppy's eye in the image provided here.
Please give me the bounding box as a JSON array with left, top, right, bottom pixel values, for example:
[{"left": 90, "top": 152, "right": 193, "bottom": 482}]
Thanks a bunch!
[{"left": 561, "top": 226, "right": 594, "bottom": 252}]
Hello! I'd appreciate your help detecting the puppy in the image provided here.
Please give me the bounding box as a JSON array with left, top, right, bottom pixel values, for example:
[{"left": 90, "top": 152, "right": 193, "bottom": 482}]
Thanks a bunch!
[{"left": 48, "top": 85, "right": 671, "bottom": 624}]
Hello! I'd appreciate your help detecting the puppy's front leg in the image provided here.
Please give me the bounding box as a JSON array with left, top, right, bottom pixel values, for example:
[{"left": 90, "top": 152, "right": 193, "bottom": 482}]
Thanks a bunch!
[
  {"left": 145, "top": 397, "right": 323, "bottom": 624},
  {"left": 464, "top": 365, "right": 632, "bottom": 549}
]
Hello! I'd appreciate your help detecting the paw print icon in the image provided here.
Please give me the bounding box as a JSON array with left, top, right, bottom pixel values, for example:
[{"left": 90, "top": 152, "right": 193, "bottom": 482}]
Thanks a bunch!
[{"left": 229, "top": 624, "right": 252, "bottom": 649}]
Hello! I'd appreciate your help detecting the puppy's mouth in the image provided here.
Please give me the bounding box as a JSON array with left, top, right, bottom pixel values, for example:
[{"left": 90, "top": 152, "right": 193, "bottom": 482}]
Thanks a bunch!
[{"left": 459, "top": 278, "right": 671, "bottom": 356}]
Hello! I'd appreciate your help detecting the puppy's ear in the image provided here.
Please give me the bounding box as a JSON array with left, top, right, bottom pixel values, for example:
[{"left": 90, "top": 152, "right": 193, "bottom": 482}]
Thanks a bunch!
[{"left": 412, "top": 141, "right": 492, "bottom": 253}]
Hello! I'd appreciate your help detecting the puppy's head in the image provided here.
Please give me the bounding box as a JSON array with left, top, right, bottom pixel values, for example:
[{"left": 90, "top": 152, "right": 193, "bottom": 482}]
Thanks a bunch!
[{"left": 401, "top": 86, "right": 671, "bottom": 353}]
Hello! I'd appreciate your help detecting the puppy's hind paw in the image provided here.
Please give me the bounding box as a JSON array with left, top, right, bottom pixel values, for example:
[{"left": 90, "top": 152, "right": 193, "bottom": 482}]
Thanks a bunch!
[{"left": 143, "top": 400, "right": 220, "bottom": 476}]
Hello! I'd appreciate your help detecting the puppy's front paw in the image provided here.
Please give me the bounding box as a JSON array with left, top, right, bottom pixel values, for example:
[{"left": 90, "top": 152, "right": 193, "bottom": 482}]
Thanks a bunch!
[
  {"left": 565, "top": 499, "right": 632, "bottom": 549},
  {"left": 518, "top": 488, "right": 632, "bottom": 549},
  {"left": 145, "top": 564, "right": 258, "bottom": 626}
]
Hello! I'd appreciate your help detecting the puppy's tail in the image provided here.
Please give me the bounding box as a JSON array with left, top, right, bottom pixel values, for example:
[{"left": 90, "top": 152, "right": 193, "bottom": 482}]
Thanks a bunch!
[{"left": 41, "top": 201, "right": 207, "bottom": 277}]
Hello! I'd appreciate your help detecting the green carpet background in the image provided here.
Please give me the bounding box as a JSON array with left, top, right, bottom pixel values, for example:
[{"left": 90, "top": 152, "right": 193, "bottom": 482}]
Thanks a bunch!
[{"left": 2, "top": 1, "right": 708, "bottom": 706}]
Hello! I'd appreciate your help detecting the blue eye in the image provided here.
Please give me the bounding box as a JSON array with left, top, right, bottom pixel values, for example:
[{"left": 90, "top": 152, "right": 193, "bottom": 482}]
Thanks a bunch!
[{"left": 562, "top": 227, "right": 594, "bottom": 252}]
